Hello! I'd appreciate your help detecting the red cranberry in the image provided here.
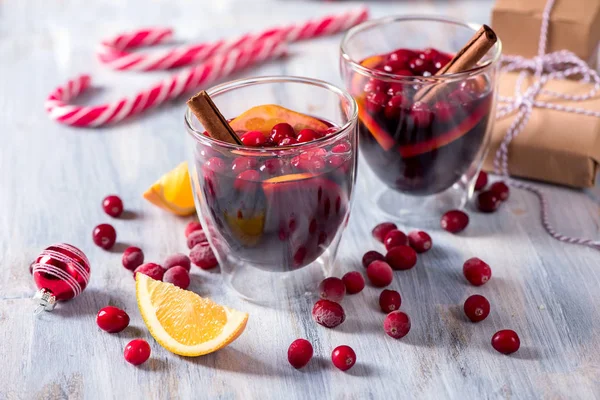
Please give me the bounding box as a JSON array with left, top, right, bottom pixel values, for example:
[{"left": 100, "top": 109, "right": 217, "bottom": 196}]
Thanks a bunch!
[
  {"left": 433, "top": 53, "right": 452, "bottom": 70},
  {"left": 92, "top": 223, "right": 117, "bottom": 249},
  {"left": 342, "top": 271, "right": 365, "bottom": 294},
  {"left": 324, "top": 127, "right": 338, "bottom": 135},
  {"left": 419, "top": 48, "right": 440, "bottom": 62},
  {"left": 259, "top": 159, "right": 285, "bottom": 176},
  {"left": 278, "top": 137, "right": 298, "bottom": 146},
  {"left": 163, "top": 266, "right": 191, "bottom": 289},
  {"left": 312, "top": 299, "right": 345, "bottom": 328},
  {"left": 134, "top": 263, "right": 165, "bottom": 281},
  {"left": 433, "top": 101, "right": 455, "bottom": 123},
  {"left": 124, "top": 339, "right": 151, "bottom": 365},
  {"left": 287, "top": 339, "right": 313, "bottom": 369},
  {"left": 366, "top": 261, "right": 393, "bottom": 287},
  {"left": 296, "top": 129, "right": 321, "bottom": 143},
  {"left": 477, "top": 191, "right": 501, "bottom": 213},
  {"left": 449, "top": 88, "right": 473, "bottom": 105},
  {"left": 372, "top": 222, "right": 398, "bottom": 243},
  {"left": 387, "top": 83, "right": 405, "bottom": 96},
  {"left": 379, "top": 289, "right": 401, "bottom": 313},
  {"left": 102, "top": 195, "right": 124, "bottom": 217},
  {"left": 491, "top": 330, "right": 520, "bottom": 354},
  {"left": 475, "top": 171, "right": 488, "bottom": 191},
  {"left": 231, "top": 157, "right": 258, "bottom": 174},
  {"left": 190, "top": 242, "right": 218, "bottom": 269},
  {"left": 121, "top": 246, "right": 144, "bottom": 271},
  {"left": 241, "top": 130, "right": 268, "bottom": 147},
  {"left": 204, "top": 156, "right": 227, "bottom": 173},
  {"left": 327, "top": 154, "right": 345, "bottom": 169},
  {"left": 409, "top": 57, "right": 431, "bottom": 75},
  {"left": 185, "top": 221, "right": 203, "bottom": 238},
  {"left": 291, "top": 150, "right": 326, "bottom": 172},
  {"left": 271, "top": 123, "right": 295, "bottom": 144},
  {"left": 234, "top": 169, "right": 260, "bottom": 191},
  {"left": 331, "top": 345, "right": 356, "bottom": 371},
  {"left": 394, "top": 69, "right": 414, "bottom": 77},
  {"left": 463, "top": 257, "right": 492, "bottom": 286},
  {"left": 410, "top": 101, "right": 433, "bottom": 128},
  {"left": 331, "top": 142, "right": 351, "bottom": 153},
  {"left": 318, "top": 232, "right": 328, "bottom": 246},
  {"left": 382, "top": 59, "right": 406, "bottom": 73},
  {"left": 318, "top": 277, "right": 346, "bottom": 302},
  {"left": 490, "top": 181, "right": 510, "bottom": 201},
  {"left": 407, "top": 230, "right": 432, "bottom": 253},
  {"left": 362, "top": 250, "right": 385, "bottom": 268},
  {"left": 163, "top": 253, "right": 191, "bottom": 271},
  {"left": 440, "top": 210, "right": 469, "bottom": 233},
  {"left": 364, "top": 78, "right": 387, "bottom": 94},
  {"left": 187, "top": 230, "right": 207, "bottom": 249},
  {"left": 384, "top": 311, "right": 411, "bottom": 339},
  {"left": 389, "top": 49, "right": 416, "bottom": 64},
  {"left": 385, "top": 245, "right": 417, "bottom": 270},
  {"left": 464, "top": 294, "right": 490, "bottom": 322},
  {"left": 383, "top": 229, "right": 408, "bottom": 250},
  {"left": 366, "top": 91, "right": 388, "bottom": 114},
  {"left": 384, "top": 95, "right": 408, "bottom": 119},
  {"left": 96, "top": 306, "right": 130, "bottom": 333}
]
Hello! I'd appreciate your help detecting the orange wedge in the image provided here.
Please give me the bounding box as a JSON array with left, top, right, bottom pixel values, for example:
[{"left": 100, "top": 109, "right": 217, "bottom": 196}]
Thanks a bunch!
[
  {"left": 136, "top": 274, "right": 248, "bottom": 357},
  {"left": 143, "top": 162, "right": 196, "bottom": 216},
  {"left": 229, "top": 104, "right": 328, "bottom": 135}
]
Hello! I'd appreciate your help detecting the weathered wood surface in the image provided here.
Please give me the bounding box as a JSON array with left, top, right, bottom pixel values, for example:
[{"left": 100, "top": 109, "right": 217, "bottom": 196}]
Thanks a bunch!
[{"left": 1, "top": 1, "right": 600, "bottom": 399}]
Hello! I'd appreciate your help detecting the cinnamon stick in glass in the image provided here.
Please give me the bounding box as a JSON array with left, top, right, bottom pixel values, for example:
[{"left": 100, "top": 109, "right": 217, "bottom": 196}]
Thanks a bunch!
[{"left": 187, "top": 91, "right": 243, "bottom": 145}]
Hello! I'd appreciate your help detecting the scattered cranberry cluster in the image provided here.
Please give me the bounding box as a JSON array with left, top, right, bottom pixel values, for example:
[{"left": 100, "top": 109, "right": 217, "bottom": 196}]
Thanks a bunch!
[
  {"left": 238, "top": 122, "right": 337, "bottom": 148},
  {"left": 96, "top": 306, "right": 150, "bottom": 365}
]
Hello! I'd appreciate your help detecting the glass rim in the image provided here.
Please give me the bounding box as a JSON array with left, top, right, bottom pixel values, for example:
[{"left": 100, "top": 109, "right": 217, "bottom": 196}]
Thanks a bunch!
[
  {"left": 340, "top": 15, "right": 503, "bottom": 82},
  {"left": 185, "top": 75, "right": 358, "bottom": 153}
]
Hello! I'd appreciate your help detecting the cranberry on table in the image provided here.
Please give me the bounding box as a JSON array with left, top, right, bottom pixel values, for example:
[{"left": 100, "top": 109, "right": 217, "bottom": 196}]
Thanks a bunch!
[
  {"left": 124, "top": 339, "right": 151, "bottom": 365},
  {"left": 312, "top": 299, "right": 345, "bottom": 328},
  {"left": 408, "top": 230, "right": 432, "bottom": 253},
  {"left": 477, "top": 191, "right": 501, "bottom": 213},
  {"left": 342, "top": 271, "right": 365, "bottom": 294},
  {"left": 163, "top": 266, "right": 190, "bottom": 289},
  {"left": 362, "top": 250, "right": 385, "bottom": 268},
  {"left": 187, "top": 230, "right": 207, "bottom": 249},
  {"left": 379, "top": 289, "right": 401, "bottom": 313},
  {"left": 463, "top": 294, "right": 490, "bottom": 322},
  {"left": 184, "top": 221, "right": 203, "bottom": 238},
  {"left": 383, "top": 311, "right": 411, "bottom": 339},
  {"left": 383, "top": 229, "right": 408, "bottom": 250},
  {"left": 318, "top": 277, "right": 346, "bottom": 302},
  {"left": 491, "top": 330, "right": 520, "bottom": 354},
  {"left": 241, "top": 130, "right": 269, "bottom": 147},
  {"left": 163, "top": 253, "right": 191, "bottom": 271},
  {"left": 475, "top": 171, "right": 488, "bottom": 191},
  {"left": 134, "top": 263, "right": 165, "bottom": 281},
  {"left": 190, "top": 242, "right": 218, "bottom": 269},
  {"left": 287, "top": 339, "right": 313, "bottom": 369},
  {"left": 490, "top": 181, "right": 510, "bottom": 201},
  {"left": 331, "top": 345, "right": 356, "bottom": 371},
  {"left": 92, "top": 223, "right": 117, "bottom": 250},
  {"left": 366, "top": 261, "right": 394, "bottom": 287},
  {"left": 372, "top": 222, "right": 398, "bottom": 243},
  {"left": 122, "top": 246, "right": 144, "bottom": 271},
  {"left": 440, "top": 210, "right": 469, "bottom": 233},
  {"left": 102, "top": 195, "right": 124, "bottom": 218},
  {"left": 463, "top": 257, "right": 492, "bottom": 286},
  {"left": 385, "top": 245, "right": 417, "bottom": 270},
  {"left": 96, "top": 306, "right": 130, "bottom": 333}
]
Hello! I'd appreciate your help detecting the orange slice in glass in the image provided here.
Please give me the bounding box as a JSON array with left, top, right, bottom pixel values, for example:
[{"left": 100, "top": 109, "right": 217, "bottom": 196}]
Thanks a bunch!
[{"left": 229, "top": 105, "right": 328, "bottom": 135}]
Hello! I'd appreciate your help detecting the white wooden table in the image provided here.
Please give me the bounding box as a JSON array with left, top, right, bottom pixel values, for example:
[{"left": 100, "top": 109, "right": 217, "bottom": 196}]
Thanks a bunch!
[{"left": 2, "top": 1, "right": 600, "bottom": 399}]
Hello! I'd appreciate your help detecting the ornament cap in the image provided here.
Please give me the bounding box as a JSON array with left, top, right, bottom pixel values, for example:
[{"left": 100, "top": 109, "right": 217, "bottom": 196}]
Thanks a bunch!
[{"left": 33, "top": 289, "right": 57, "bottom": 314}]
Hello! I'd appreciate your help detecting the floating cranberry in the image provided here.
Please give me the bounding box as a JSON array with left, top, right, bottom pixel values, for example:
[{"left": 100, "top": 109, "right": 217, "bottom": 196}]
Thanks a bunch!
[
  {"left": 204, "top": 157, "right": 227, "bottom": 173},
  {"left": 96, "top": 306, "right": 130, "bottom": 333},
  {"left": 419, "top": 48, "right": 440, "bottom": 62},
  {"left": 134, "top": 263, "right": 165, "bottom": 281},
  {"left": 379, "top": 289, "right": 401, "bottom": 313},
  {"left": 92, "top": 223, "right": 117, "bottom": 249},
  {"left": 383, "top": 229, "right": 408, "bottom": 250},
  {"left": 342, "top": 271, "right": 365, "bottom": 294},
  {"left": 464, "top": 294, "right": 490, "bottom": 322},
  {"left": 327, "top": 154, "right": 345, "bottom": 169},
  {"left": 287, "top": 339, "right": 313, "bottom": 369},
  {"left": 475, "top": 171, "right": 488, "bottom": 191},
  {"left": 241, "top": 130, "right": 268, "bottom": 147},
  {"left": 331, "top": 142, "right": 351, "bottom": 153},
  {"left": 259, "top": 158, "right": 286, "bottom": 176},
  {"left": 231, "top": 157, "right": 258, "bottom": 174},
  {"left": 409, "top": 57, "right": 432, "bottom": 75},
  {"left": 463, "top": 257, "right": 492, "bottom": 286},
  {"left": 278, "top": 137, "right": 298, "bottom": 146},
  {"left": 385, "top": 245, "right": 417, "bottom": 270},
  {"left": 296, "top": 129, "right": 321, "bottom": 143},
  {"left": 331, "top": 345, "right": 356, "bottom": 371},
  {"left": 234, "top": 169, "right": 260, "bottom": 191},
  {"left": 163, "top": 266, "right": 191, "bottom": 289},
  {"left": 184, "top": 221, "right": 203, "bottom": 238},
  {"left": 102, "top": 195, "right": 124, "bottom": 218},
  {"left": 366, "top": 260, "right": 393, "bottom": 287},
  {"left": 362, "top": 250, "right": 385, "bottom": 268},
  {"left": 477, "top": 191, "right": 501, "bottom": 213},
  {"left": 318, "top": 277, "right": 346, "bottom": 302},
  {"left": 163, "top": 253, "right": 191, "bottom": 271},
  {"left": 384, "top": 311, "right": 411, "bottom": 339},
  {"left": 293, "top": 246, "right": 307, "bottom": 267},
  {"left": 121, "top": 246, "right": 144, "bottom": 271},
  {"left": 291, "top": 151, "right": 326, "bottom": 172},
  {"left": 433, "top": 53, "right": 452, "bottom": 70},
  {"left": 364, "top": 78, "right": 387, "bottom": 94},
  {"left": 490, "top": 181, "right": 510, "bottom": 201},
  {"left": 372, "top": 222, "right": 398, "bottom": 243},
  {"left": 433, "top": 101, "right": 455, "bottom": 123},
  {"left": 312, "top": 299, "right": 345, "bottom": 328},
  {"left": 124, "top": 339, "right": 151, "bottom": 365},
  {"left": 187, "top": 230, "right": 208, "bottom": 249},
  {"left": 384, "top": 95, "right": 408, "bottom": 119},
  {"left": 382, "top": 59, "right": 406, "bottom": 73},
  {"left": 324, "top": 127, "right": 338, "bottom": 135},
  {"left": 410, "top": 101, "right": 433, "bottom": 128},
  {"left": 271, "top": 123, "right": 295, "bottom": 144},
  {"left": 190, "top": 242, "right": 218, "bottom": 269},
  {"left": 389, "top": 49, "right": 416, "bottom": 64},
  {"left": 366, "top": 91, "right": 388, "bottom": 114},
  {"left": 387, "top": 83, "right": 405, "bottom": 97},
  {"left": 407, "top": 230, "right": 432, "bottom": 253},
  {"left": 491, "top": 330, "right": 520, "bottom": 354},
  {"left": 440, "top": 210, "right": 469, "bottom": 233}
]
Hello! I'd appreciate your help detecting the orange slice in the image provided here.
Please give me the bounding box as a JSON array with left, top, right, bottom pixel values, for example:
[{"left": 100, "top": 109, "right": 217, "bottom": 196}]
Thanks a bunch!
[
  {"left": 143, "top": 162, "right": 196, "bottom": 216},
  {"left": 229, "top": 104, "right": 328, "bottom": 135},
  {"left": 224, "top": 210, "right": 265, "bottom": 246}
]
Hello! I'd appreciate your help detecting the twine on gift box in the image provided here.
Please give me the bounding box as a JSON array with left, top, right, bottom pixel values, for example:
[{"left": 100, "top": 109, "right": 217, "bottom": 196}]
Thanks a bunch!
[{"left": 495, "top": 0, "right": 600, "bottom": 250}]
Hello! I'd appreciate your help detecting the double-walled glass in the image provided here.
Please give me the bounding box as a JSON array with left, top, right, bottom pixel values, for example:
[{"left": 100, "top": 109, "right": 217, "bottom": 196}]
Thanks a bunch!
[{"left": 185, "top": 76, "right": 358, "bottom": 305}]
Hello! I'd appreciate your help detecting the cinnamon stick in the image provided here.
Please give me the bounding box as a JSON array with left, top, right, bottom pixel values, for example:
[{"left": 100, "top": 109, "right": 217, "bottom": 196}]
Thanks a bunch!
[
  {"left": 414, "top": 24, "right": 498, "bottom": 104},
  {"left": 187, "top": 91, "right": 242, "bottom": 145}
]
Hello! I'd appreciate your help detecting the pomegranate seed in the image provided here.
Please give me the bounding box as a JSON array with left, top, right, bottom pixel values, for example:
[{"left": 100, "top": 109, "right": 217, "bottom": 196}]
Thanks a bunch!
[
  {"left": 122, "top": 246, "right": 144, "bottom": 271},
  {"left": 234, "top": 170, "right": 260, "bottom": 191},
  {"left": 384, "top": 311, "right": 411, "bottom": 339},
  {"left": 464, "top": 294, "right": 490, "bottom": 322},
  {"left": 96, "top": 306, "right": 130, "bottom": 333},
  {"left": 185, "top": 221, "right": 203, "bottom": 238},
  {"left": 92, "top": 223, "right": 117, "bottom": 249},
  {"left": 366, "top": 261, "right": 393, "bottom": 287},
  {"left": 163, "top": 266, "right": 191, "bottom": 289},
  {"left": 163, "top": 253, "right": 191, "bottom": 271},
  {"left": 271, "top": 123, "right": 295, "bottom": 144},
  {"left": 279, "top": 137, "right": 298, "bottom": 146},
  {"left": 490, "top": 181, "right": 510, "bottom": 201},
  {"left": 477, "top": 191, "right": 501, "bottom": 213},
  {"left": 187, "top": 230, "right": 207, "bottom": 249},
  {"left": 440, "top": 210, "right": 469, "bottom": 233},
  {"left": 342, "top": 271, "right": 365, "bottom": 294},
  {"left": 241, "top": 130, "right": 268, "bottom": 147},
  {"left": 383, "top": 229, "right": 408, "bottom": 250},
  {"left": 312, "top": 299, "right": 345, "bottom": 328},
  {"left": 379, "top": 289, "right": 401, "bottom": 313},
  {"left": 102, "top": 195, "right": 124, "bottom": 217},
  {"left": 134, "top": 263, "right": 165, "bottom": 281},
  {"left": 231, "top": 156, "right": 258, "bottom": 174},
  {"left": 407, "top": 230, "right": 432, "bottom": 253},
  {"left": 475, "top": 171, "right": 488, "bottom": 191},
  {"left": 362, "top": 250, "right": 385, "bottom": 268},
  {"left": 296, "top": 129, "right": 321, "bottom": 143},
  {"left": 372, "top": 222, "right": 398, "bottom": 243},
  {"left": 491, "top": 330, "right": 520, "bottom": 354},
  {"left": 190, "top": 242, "right": 218, "bottom": 269},
  {"left": 287, "top": 339, "right": 313, "bottom": 369},
  {"left": 318, "top": 277, "right": 346, "bottom": 302},
  {"left": 463, "top": 257, "right": 492, "bottom": 286},
  {"left": 385, "top": 245, "right": 417, "bottom": 270},
  {"left": 410, "top": 101, "right": 433, "bottom": 128},
  {"left": 331, "top": 345, "right": 356, "bottom": 371},
  {"left": 124, "top": 339, "right": 151, "bottom": 365}
]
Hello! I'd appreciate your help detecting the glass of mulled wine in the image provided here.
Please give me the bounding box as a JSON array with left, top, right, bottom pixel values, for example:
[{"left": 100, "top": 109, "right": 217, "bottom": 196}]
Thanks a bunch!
[
  {"left": 185, "top": 76, "right": 358, "bottom": 305},
  {"left": 340, "top": 16, "right": 501, "bottom": 221}
]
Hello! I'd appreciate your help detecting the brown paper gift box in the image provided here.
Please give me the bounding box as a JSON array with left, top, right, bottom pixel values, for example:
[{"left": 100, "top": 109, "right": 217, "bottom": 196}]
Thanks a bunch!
[
  {"left": 491, "top": 0, "right": 600, "bottom": 66},
  {"left": 482, "top": 72, "right": 600, "bottom": 188}
]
